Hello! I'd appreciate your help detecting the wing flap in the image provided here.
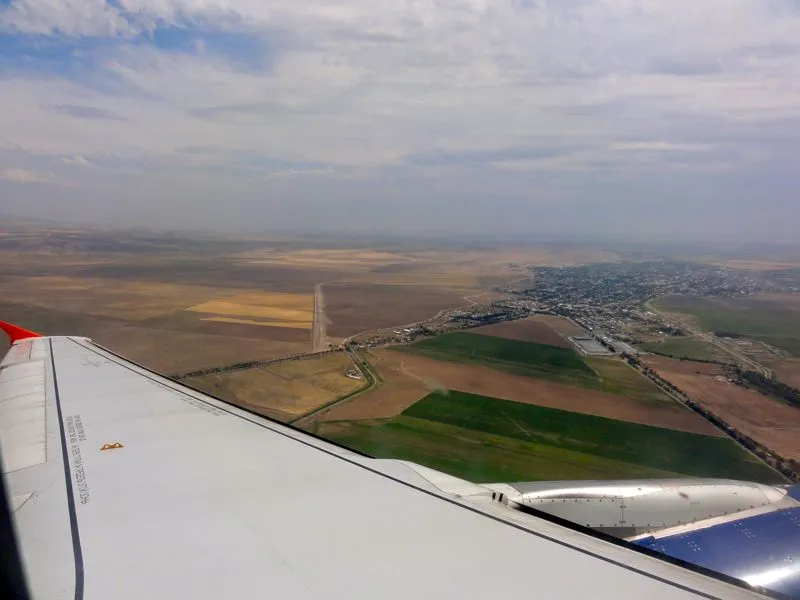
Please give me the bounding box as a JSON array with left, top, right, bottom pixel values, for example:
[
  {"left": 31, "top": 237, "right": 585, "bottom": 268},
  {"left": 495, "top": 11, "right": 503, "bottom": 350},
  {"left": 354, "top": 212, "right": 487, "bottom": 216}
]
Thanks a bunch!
[{"left": 0, "top": 360, "right": 47, "bottom": 473}]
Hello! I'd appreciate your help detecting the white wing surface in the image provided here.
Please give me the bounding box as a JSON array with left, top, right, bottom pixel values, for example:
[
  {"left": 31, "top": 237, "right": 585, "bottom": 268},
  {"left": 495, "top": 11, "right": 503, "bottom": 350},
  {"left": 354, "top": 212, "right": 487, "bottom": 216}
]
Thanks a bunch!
[{"left": 0, "top": 335, "right": 769, "bottom": 599}]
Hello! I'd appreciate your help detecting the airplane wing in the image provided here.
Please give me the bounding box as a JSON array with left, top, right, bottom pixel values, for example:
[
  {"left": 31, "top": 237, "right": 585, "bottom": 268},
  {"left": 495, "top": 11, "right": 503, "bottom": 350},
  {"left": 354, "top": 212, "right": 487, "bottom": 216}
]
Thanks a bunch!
[{"left": 0, "top": 330, "right": 774, "bottom": 599}]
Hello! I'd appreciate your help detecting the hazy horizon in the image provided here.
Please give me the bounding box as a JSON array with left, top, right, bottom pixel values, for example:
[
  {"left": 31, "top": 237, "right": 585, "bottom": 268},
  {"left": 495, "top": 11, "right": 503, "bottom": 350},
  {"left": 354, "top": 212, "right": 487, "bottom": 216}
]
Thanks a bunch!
[{"left": 1, "top": 1, "right": 799, "bottom": 243}]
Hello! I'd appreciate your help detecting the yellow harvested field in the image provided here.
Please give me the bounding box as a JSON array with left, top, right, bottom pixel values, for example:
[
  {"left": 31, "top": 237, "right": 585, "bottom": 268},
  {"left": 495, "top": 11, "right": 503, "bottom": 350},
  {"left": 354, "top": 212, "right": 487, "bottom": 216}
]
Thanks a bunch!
[
  {"left": 187, "top": 352, "right": 365, "bottom": 420},
  {"left": 201, "top": 317, "right": 312, "bottom": 329},
  {"left": 1, "top": 276, "right": 231, "bottom": 319},
  {"left": 233, "top": 249, "right": 414, "bottom": 269},
  {"left": 190, "top": 302, "right": 311, "bottom": 320},
  {"left": 187, "top": 292, "right": 313, "bottom": 325},
  {"left": 190, "top": 292, "right": 312, "bottom": 309}
]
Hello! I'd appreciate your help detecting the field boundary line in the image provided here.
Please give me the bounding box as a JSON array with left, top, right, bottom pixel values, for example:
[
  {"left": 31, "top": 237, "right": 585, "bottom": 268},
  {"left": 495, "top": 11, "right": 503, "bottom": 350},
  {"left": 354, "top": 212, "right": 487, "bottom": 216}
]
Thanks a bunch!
[
  {"left": 169, "top": 348, "right": 339, "bottom": 380},
  {"left": 290, "top": 350, "right": 378, "bottom": 426}
]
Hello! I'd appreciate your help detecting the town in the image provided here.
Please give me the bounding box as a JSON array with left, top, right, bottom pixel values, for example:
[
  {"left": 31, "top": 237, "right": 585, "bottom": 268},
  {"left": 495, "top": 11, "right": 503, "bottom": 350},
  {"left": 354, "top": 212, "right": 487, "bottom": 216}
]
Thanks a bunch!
[
  {"left": 510, "top": 261, "right": 771, "bottom": 343},
  {"left": 346, "top": 260, "right": 779, "bottom": 355}
]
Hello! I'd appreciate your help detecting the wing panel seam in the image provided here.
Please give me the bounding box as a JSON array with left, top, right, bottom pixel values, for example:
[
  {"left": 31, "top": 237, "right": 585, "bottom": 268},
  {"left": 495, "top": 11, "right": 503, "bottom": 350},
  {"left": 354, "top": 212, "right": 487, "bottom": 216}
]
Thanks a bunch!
[{"left": 50, "top": 339, "right": 85, "bottom": 600}]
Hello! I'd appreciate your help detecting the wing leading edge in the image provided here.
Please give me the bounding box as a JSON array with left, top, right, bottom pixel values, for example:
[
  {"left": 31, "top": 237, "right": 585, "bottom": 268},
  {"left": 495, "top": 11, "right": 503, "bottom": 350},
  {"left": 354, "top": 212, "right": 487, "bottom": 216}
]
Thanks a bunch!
[{"left": 1, "top": 335, "right": 772, "bottom": 599}]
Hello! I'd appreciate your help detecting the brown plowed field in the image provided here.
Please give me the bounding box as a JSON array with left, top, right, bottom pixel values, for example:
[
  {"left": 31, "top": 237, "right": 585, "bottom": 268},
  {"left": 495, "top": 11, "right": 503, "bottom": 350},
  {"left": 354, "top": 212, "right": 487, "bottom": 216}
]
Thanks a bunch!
[
  {"left": 650, "top": 357, "right": 800, "bottom": 460},
  {"left": 0, "top": 299, "right": 309, "bottom": 376},
  {"left": 774, "top": 359, "right": 800, "bottom": 389},
  {"left": 642, "top": 355, "right": 725, "bottom": 376},
  {"left": 531, "top": 314, "right": 586, "bottom": 337},
  {"left": 96, "top": 327, "right": 309, "bottom": 375},
  {"left": 319, "top": 350, "right": 429, "bottom": 421},
  {"left": 324, "top": 283, "right": 466, "bottom": 338},
  {"left": 472, "top": 317, "right": 571, "bottom": 348},
  {"left": 322, "top": 350, "right": 721, "bottom": 436}
]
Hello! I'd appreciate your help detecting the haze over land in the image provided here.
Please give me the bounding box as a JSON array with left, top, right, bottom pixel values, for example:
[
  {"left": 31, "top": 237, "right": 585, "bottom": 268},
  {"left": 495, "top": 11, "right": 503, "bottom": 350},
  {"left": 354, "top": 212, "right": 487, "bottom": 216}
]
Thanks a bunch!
[
  {"left": 1, "top": 1, "right": 800, "bottom": 241},
  {"left": 2, "top": 224, "right": 798, "bottom": 485}
]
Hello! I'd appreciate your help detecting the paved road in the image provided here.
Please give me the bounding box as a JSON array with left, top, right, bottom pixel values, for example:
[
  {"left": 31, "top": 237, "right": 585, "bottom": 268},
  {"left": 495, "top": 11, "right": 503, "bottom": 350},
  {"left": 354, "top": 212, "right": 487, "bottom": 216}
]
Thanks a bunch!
[
  {"left": 699, "top": 331, "right": 772, "bottom": 378},
  {"left": 312, "top": 282, "right": 328, "bottom": 352},
  {"left": 645, "top": 299, "right": 771, "bottom": 378}
]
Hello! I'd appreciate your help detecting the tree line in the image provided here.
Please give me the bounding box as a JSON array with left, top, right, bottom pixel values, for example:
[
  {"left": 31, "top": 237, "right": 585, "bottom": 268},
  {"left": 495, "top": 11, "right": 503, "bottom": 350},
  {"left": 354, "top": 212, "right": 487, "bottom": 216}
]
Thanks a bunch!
[
  {"left": 622, "top": 353, "right": 798, "bottom": 483},
  {"left": 729, "top": 366, "right": 800, "bottom": 410}
]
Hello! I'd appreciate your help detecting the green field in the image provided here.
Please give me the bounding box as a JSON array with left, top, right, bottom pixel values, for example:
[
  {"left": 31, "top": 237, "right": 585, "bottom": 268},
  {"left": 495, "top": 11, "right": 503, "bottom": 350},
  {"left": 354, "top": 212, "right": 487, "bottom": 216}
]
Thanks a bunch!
[
  {"left": 586, "top": 358, "right": 675, "bottom": 404},
  {"left": 398, "top": 332, "right": 597, "bottom": 384},
  {"left": 321, "top": 417, "right": 685, "bottom": 482},
  {"left": 321, "top": 391, "right": 779, "bottom": 483},
  {"left": 402, "top": 332, "right": 679, "bottom": 404},
  {"left": 638, "top": 336, "right": 736, "bottom": 363},
  {"left": 654, "top": 295, "right": 800, "bottom": 356}
]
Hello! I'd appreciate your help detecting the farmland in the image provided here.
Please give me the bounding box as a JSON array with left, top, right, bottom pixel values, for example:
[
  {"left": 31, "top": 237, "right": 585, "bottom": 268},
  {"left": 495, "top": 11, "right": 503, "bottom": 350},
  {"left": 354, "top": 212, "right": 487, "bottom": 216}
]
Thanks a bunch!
[
  {"left": 317, "top": 349, "right": 430, "bottom": 421},
  {"left": 319, "top": 418, "right": 683, "bottom": 482},
  {"left": 653, "top": 294, "right": 800, "bottom": 356},
  {"left": 3, "top": 224, "right": 791, "bottom": 487},
  {"left": 642, "top": 354, "right": 725, "bottom": 376},
  {"left": 531, "top": 314, "right": 586, "bottom": 337},
  {"left": 398, "top": 331, "right": 596, "bottom": 384},
  {"left": 2, "top": 275, "right": 230, "bottom": 320},
  {"left": 320, "top": 391, "right": 778, "bottom": 483},
  {"left": 0, "top": 299, "right": 309, "bottom": 374},
  {"left": 0, "top": 226, "right": 520, "bottom": 373},
  {"left": 647, "top": 356, "right": 800, "bottom": 461},
  {"left": 323, "top": 283, "right": 466, "bottom": 338},
  {"left": 638, "top": 336, "right": 736, "bottom": 363},
  {"left": 320, "top": 349, "right": 721, "bottom": 436},
  {"left": 186, "top": 352, "right": 365, "bottom": 421},
  {"left": 187, "top": 292, "right": 314, "bottom": 330},
  {"left": 774, "top": 359, "right": 800, "bottom": 389},
  {"left": 586, "top": 357, "right": 676, "bottom": 405},
  {"left": 472, "top": 317, "right": 571, "bottom": 348}
]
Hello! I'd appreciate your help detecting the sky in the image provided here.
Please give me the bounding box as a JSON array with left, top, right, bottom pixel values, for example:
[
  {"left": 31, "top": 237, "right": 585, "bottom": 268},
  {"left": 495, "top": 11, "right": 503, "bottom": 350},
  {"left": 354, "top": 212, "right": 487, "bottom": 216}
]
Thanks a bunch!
[{"left": 0, "top": 0, "right": 799, "bottom": 242}]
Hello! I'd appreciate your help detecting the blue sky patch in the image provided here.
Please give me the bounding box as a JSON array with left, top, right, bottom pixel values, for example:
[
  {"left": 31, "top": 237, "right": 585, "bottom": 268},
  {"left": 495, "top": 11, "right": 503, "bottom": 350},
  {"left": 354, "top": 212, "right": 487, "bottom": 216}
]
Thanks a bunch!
[
  {"left": 135, "top": 25, "right": 275, "bottom": 72},
  {"left": 0, "top": 34, "right": 110, "bottom": 74}
]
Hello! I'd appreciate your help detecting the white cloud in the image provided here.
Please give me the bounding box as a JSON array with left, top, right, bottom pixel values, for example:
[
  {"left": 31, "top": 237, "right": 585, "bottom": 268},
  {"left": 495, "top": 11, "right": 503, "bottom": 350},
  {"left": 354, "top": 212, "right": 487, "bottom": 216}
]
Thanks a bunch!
[
  {"left": 0, "top": 1, "right": 795, "bottom": 165},
  {"left": 0, "top": 0, "right": 799, "bottom": 238},
  {"left": 611, "top": 142, "right": 714, "bottom": 152},
  {"left": 0, "top": 168, "right": 53, "bottom": 182},
  {"left": 269, "top": 166, "right": 337, "bottom": 178},
  {"left": 60, "top": 155, "right": 95, "bottom": 167},
  {"left": 0, "top": 0, "right": 132, "bottom": 36}
]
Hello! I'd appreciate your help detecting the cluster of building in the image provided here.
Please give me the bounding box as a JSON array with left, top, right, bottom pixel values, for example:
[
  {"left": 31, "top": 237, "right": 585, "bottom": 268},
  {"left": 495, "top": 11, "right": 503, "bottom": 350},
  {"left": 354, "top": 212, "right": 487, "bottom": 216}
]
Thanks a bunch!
[
  {"left": 346, "top": 299, "right": 536, "bottom": 349},
  {"left": 505, "top": 261, "right": 771, "bottom": 347},
  {"left": 346, "top": 260, "right": 789, "bottom": 356}
]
